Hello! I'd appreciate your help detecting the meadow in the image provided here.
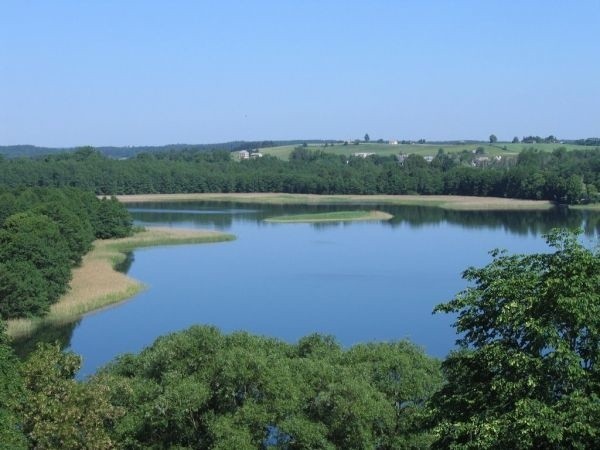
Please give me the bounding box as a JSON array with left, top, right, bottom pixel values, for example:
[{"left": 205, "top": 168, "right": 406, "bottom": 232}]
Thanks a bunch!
[{"left": 259, "top": 142, "right": 591, "bottom": 160}]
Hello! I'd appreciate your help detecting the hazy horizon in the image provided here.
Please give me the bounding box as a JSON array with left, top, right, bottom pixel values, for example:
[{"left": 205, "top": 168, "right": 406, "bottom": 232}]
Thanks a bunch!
[{"left": 2, "top": 1, "right": 599, "bottom": 147}]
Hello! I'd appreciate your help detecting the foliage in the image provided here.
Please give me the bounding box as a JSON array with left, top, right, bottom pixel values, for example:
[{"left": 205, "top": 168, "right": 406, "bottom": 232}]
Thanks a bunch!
[
  {"left": 98, "top": 326, "right": 443, "bottom": 449},
  {"left": 428, "top": 229, "right": 600, "bottom": 448},
  {"left": 0, "top": 323, "right": 27, "bottom": 449},
  {"left": 0, "top": 212, "right": 72, "bottom": 306},
  {"left": 19, "top": 343, "right": 123, "bottom": 449},
  {"left": 94, "top": 196, "right": 133, "bottom": 239},
  {"left": 0, "top": 188, "right": 133, "bottom": 319}
]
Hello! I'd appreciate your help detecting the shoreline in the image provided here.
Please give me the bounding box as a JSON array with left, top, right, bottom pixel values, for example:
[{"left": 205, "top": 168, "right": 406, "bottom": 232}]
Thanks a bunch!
[
  {"left": 116, "top": 193, "right": 555, "bottom": 211},
  {"left": 7, "top": 227, "right": 235, "bottom": 341},
  {"left": 265, "top": 210, "right": 393, "bottom": 223}
]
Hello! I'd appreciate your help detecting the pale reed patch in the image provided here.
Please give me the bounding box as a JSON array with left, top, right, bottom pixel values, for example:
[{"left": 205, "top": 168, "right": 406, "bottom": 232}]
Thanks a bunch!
[
  {"left": 7, "top": 227, "right": 234, "bottom": 340},
  {"left": 116, "top": 193, "right": 553, "bottom": 211}
]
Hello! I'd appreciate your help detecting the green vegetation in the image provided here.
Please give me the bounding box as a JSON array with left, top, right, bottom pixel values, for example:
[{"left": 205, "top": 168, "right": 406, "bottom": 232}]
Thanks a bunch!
[
  {"left": 428, "top": 229, "right": 600, "bottom": 448},
  {"left": 265, "top": 210, "right": 393, "bottom": 223},
  {"left": 0, "top": 188, "right": 133, "bottom": 320},
  {"left": 1, "top": 144, "right": 598, "bottom": 205},
  {"left": 0, "top": 229, "right": 599, "bottom": 448},
  {"left": 259, "top": 142, "right": 593, "bottom": 161}
]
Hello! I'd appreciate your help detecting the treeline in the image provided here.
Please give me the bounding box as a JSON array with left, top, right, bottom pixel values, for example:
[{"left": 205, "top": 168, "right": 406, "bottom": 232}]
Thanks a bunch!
[
  {"left": 0, "top": 326, "right": 442, "bottom": 448},
  {"left": 573, "top": 137, "right": 600, "bottom": 146},
  {"left": 0, "top": 188, "right": 132, "bottom": 319},
  {"left": 0, "top": 146, "right": 599, "bottom": 203}
]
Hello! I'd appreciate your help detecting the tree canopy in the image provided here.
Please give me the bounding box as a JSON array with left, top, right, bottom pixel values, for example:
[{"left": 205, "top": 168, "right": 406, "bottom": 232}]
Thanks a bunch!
[
  {"left": 428, "top": 229, "right": 600, "bottom": 448},
  {"left": 0, "top": 188, "right": 133, "bottom": 319}
]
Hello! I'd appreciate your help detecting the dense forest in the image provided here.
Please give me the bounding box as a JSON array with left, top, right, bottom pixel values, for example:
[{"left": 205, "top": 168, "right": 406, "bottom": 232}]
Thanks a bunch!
[
  {"left": 0, "top": 188, "right": 132, "bottom": 319},
  {"left": 1, "top": 229, "right": 598, "bottom": 448},
  {"left": 0, "top": 146, "right": 598, "bottom": 204}
]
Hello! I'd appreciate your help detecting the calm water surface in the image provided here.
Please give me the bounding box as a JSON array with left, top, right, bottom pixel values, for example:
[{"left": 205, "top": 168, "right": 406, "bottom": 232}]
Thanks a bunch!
[{"left": 16, "top": 202, "right": 600, "bottom": 378}]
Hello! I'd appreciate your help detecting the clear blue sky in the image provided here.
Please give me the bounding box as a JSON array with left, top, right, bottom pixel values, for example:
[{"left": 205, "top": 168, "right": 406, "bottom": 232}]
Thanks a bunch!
[{"left": 1, "top": 1, "right": 598, "bottom": 147}]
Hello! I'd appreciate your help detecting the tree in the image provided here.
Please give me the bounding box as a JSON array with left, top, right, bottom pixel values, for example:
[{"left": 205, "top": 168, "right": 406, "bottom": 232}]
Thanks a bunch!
[
  {"left": 93, "top": 197, "right": 133, "bottom": 239},
  {"left": 0, "top": 261, "right": 49, "bottom": 318},
  {"left": 364, "top": 133, "right": 370, "bottom": 142},
  {"left": 19, "top": 344, "right": 122, "bottom": 449},
  {"left": 489, "top": 134, "right": 497, "bottom": 144},
  {"left": 0, "top": 212, "right": 72, "bottom": 306},
  {"left": 0, "top": 323, "right": 27, "bottom": 449},
  {"left": 428, "top": 229, "right": 600, "bottom": 448},
  {"left": 512, "top": 136, "right": 520, "bottom": 143},
  {"left": 102, "top": 326, "right": 442, "bottom": 448}
]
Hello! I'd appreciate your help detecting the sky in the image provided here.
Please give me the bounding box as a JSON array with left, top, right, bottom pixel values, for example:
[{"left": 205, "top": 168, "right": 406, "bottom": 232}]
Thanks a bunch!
[{"left": 1, "top": 1, "right": 599, "bottom": 147}]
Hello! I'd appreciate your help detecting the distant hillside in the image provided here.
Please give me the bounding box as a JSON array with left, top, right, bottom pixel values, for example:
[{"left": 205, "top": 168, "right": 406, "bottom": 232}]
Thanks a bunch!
[{"left": 0, "top": 140, "right": 334, "bottom": 159}]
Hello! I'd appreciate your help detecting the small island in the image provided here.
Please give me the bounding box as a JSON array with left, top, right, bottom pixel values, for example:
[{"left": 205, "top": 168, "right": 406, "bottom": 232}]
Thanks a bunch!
[{"left": 265, "top": 210, "right": 393, "bottom": 223}]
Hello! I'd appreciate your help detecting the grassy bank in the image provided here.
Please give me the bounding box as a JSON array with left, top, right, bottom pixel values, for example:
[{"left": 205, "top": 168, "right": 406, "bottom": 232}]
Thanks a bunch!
[
  {"left": 117, "top": 193, "right": 554, "bottom": 211},
  {"left": 265, "top": 210, "right": 393, "bottom": 223},
  {"left": 570, "top": 203, "right": 600, "bottom": 211},
  {"left": 7, "top": 227, "right": 235, "bottom": 340}
]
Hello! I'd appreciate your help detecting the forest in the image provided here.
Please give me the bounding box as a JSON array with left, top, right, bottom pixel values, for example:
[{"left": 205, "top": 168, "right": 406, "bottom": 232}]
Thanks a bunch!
[
  {"left": 0, "top": 146, "right": 599, "bottom": 204},
  {"left": 0, "top": 188, "right": 132, "bottom": 319}
]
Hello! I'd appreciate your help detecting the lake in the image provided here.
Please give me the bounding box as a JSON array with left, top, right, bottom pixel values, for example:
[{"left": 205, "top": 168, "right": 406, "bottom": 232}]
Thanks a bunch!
[{"left": 15, "top": 202, "right": 600, "bottom": 378}]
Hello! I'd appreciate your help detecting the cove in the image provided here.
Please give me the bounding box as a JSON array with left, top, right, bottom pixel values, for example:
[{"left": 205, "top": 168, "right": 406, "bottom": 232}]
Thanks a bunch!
[{"left": 15, "top": 202, "right": 600, "bottom": 378}]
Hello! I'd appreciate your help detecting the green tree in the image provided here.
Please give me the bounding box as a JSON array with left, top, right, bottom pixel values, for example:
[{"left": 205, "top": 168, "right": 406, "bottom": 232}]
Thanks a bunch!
[
  {"left": 489, "top": 134, "right": 497, "bottom": 144},
  {"left": 364, "top": 133, "right": 370, "bottom": 142},
  {"left": 34, "top": 201, "right": 94, "bottom": 264},
  {"left": 428, "top": 229, "right": 600, "bottom": 449},
  {"left": 0, "top": 323, "right": 27, "bottom": 449},
  {"left": 102, "top": 326, "right": 441, "bottom": 448},
  {"left": 512, "top": 136, "right": 520, "bottom": 143},
  {"left": 19, "top": 344, "right": 122, "bottom": 449},
  {"left": 93, "top": 197, "right": 133, "bottom": 239},
  {"left": 0, "top": 261, "right": 49, "bottom": 318},
  {"left": 0, "top": 212, "right": 72, "bottom": 306}
]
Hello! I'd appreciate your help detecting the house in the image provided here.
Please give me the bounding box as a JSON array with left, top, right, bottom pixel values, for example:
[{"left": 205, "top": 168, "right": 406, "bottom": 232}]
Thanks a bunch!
[
  {"left": 424, "top": 155, "right": 434, "bottom": 163},
  {"left": 250, "top": 152, "right": 263, "bottom": 158},
  {"left": 396, "top": 154, "right": 409, "bottom": 165},
  {"left": 236, "top": 150, "right": 250, "bottom": 160},
  {"left": 389, "top": 140, "right": 399, "bottom": 145},
  {"left": 353, "top": 152, "right": 375, "bottom": 158},
  {"left": 472, "top": 156, "right": 490, "bottom": 167}
]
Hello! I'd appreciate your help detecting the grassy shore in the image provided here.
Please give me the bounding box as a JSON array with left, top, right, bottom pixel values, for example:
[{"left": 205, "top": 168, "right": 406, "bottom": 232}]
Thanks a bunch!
[
  {"left": 117, "top": 193, "right": 554, "bottom": 211},
  {"left": 7, "top": 227, "right": 235, "bottom": 340},
  {"left": 570, "top": 204, "right": 600, "bottom": 211},
  {"left": 265, "top": 210, "right": 393, "bottom": 223}
]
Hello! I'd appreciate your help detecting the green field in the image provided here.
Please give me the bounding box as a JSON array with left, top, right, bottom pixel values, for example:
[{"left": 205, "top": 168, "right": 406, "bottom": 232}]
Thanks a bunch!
[
  {"left": 265, "top": 210, "right": 393, "bottom": 223},
  {"left": 260, "top": 142, "right": 592, "bottom": 161}
]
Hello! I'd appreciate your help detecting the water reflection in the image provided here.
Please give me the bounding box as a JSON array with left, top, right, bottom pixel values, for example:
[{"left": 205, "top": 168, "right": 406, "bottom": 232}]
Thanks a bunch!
[{"left": 128, "top": 201, "right": 600, "bottom": 237}]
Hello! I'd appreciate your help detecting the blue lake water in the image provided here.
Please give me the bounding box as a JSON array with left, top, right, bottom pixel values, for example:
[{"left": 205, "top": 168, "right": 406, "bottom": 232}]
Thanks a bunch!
[{"left": 14, "top": 202, "right": 600, "bottom": 378}]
